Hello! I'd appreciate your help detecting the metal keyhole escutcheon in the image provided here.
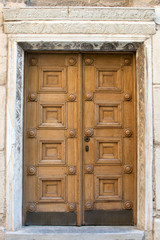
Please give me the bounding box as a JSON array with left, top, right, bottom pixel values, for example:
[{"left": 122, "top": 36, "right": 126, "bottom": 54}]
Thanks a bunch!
[{"left": 85, "top": 146, "right": 89, "bottom": 152}]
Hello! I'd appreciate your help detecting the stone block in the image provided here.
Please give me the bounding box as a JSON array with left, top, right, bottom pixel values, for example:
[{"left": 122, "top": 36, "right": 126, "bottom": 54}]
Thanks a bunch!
[
  {"left": 0, "top": 4, "right": 3, "bottom": 34},
  {"left": 3, "top": 8, "right": 68, "bottom": 21},
  {"left": 155, "top": 7, "right": 160, "bottom": 24},
  {"left": 0, "top": 57, "right": 7, "bottom": 85},
  {"left": 0, "top": 9, "right": 2, "bottom": 26},
  {"left": 4, "top": 21, "right": 155, "bottom": 35},
  {"left": 0, "top": 170, "right": 5, "bottom": 214},
  {"left": 68, "top": 7, "right": 154, "bottom": 21},
  {"left": 3, "top": 7, "right": 155, "bottom": 21},
  {"left": 0, "top": 35, "right": 7, "bottom": 58},
  {"left": 0, "top": 226, "right": 5, "bottom": 240},
  {"left": 0, "top": 86, "right": 6, "bottom": 150},
  {"left": 0, "top": 232, "right": 5, "bottom": 240},
  {"left": 153, "top": 86, "right": 160, "bottom": 144},
  {"left": 154, "top": 146, "right": 160, "bottom": 210},
  {"left": 0, "top": 151, "right": 5, "bottom": 172},
  {"left": 154, "top": 218, "right": 160, "bottom": 240},
  {"left": 153, "top": 30, "right": 160, "bottom": 84},
  {"left": 5, "top": 226, "right": 144, "bottom": 240},
  {"left": 132, "top": 0, "right": 160, "bottom": 6},
  {"left": 25, "top": 0, "right": 131, "bottom": 7},
  {"left": 3, "top": 0, "right": 160, "bottom": 6}
]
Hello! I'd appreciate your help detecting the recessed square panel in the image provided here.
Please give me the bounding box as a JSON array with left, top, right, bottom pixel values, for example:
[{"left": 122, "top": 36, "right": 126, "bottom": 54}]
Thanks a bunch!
[
  {"left": 95, "top": 103, "right": 123, "bottom": 128},
  {"left": 38, "top": 104, "right": 66, "bottom": 128},
  {"left": 96, "top": 67, "right": 123, "bottom": 92},
  {"left": 95, "top": 175, "right": 122, "bottom": 201},
  {"left": 39, "top": 140, "right": 66, "bottom": 165},
  {"left": 39, "top": 67, "right": 67, "bottom": 92},
  {"left": 39, "top": 177, "right": 65, "bottom": 202},
  {"left": 100, "top": 179, "right": 118, "bottom": 196},
  {"left": 44, "top": 71, "right": 62, "bottom": 87},
  {"left": 95, "top": 138, "right": 122, "bottom": 164}
]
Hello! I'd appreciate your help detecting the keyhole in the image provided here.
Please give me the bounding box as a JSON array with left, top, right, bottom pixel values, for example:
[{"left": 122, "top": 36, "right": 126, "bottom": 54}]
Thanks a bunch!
[
  {"left": 85, "top": 146, "right": 89, "bottom": 152},
  {"left": 84, "top": 136, "right": 90, "bottom": 142}
]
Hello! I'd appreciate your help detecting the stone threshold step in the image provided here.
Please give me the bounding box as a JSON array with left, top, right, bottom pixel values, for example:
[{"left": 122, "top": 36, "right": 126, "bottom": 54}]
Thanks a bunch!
[{"left": 6, "top": 226, "right": 144, "bottom": 240}]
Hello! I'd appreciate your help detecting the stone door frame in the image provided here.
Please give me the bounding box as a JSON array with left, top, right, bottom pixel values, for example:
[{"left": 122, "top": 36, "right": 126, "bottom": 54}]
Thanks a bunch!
[
  {"left": 5, "top": 35, "right": 153, "bottom": 237},
  {"left": 3, "top": 7, "right": 155, "bottom": 238}
]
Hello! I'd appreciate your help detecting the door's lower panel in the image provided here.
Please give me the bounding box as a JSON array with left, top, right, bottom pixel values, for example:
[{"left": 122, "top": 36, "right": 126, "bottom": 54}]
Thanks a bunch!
[
  {"left": 25, "top": 212, "right": 77, "bottom": 226},
  {"left": 84, "top": 210, "right": 133, "bottom": 226}
]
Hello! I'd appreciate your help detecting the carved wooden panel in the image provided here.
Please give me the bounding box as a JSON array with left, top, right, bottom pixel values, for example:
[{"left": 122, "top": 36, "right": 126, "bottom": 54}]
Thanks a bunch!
[
  {"left": 39, "top": 177, "right": 66, "bottom": 202},
  {"left": 96, "top": 67, "right": 123, "bottom": 92},
  {"left": 95, "top": 175, "right": 122, "bottom": 201},
  {"left": 83, "top": 53, "right": 136, "bottom": 225},
  {"left": 39, "top": 140, "right": 66, "bottom": 165},
  {"left": 38, "top": 104, "right": 66, "bottom": 128},
  {"left": 68, "top": 166, "right": 76, "bottom": 175},
  {"left": 24, "top": 53, "right": 79, "bottom": 225},
  {"left": 27, "top": 166, "right": 37, "bottom": 176},
  {"left": 68, "top": 129, "right": 77, "bottom": 138},
  {"left": 28, "top": 93, "right": 37, "bottom": 102},
  {"left": 95, "top": 138, "right": 122, "bottom": 164},
  {"left": 27, "top": 128, "right": 37, "bottom": 138},
  {"left": 29, "top": 57, "right": 38, "bottom": 66},
  {"left": 27, "top": 202, "right": 37, "bottom": 212},
  {"left": 67, "top": 202, "right": 76, "bottom": 212},
  {"left": 95, "top": 102, "right": 123, "bottom": 128},
  {"left": 39, "top": 67, "right": 67, "bottom": 92},
  {"left": 24, "top": 52, "right": 136, "bottom": 226}
]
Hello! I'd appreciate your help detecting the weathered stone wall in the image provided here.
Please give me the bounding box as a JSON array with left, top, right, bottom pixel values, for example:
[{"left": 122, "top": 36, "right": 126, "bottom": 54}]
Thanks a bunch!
[
  {"left": 0, "top": 0, "right": 160, "bottom": 6},
  {"left": 0, "top": 1, "right": 160, "bottom": 240},
  {"left": 153, "top": 17, "right": 160, "bottom": 239},
  {"left": 0, "top": 2, "right": 7, "bottom": 240}
]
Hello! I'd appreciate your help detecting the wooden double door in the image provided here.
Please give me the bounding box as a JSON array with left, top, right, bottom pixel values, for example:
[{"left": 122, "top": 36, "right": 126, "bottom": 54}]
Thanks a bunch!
[{"left": 23, "top": 52, "right": 136, "bottom": 226}]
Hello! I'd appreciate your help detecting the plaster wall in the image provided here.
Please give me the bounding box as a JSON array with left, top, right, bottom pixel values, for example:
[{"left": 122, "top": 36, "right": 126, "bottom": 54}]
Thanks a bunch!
[{"left": 0, "top": 2, "right": 160, "bottom": 240}]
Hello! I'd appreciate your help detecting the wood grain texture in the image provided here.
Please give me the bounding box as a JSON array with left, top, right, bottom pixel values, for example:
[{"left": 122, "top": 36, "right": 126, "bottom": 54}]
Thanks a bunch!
[
  {"left": 24, "top": 53, "right": 79, "bottom": 224},
  {"left": 83, "top": 53, "right": 136, "bottom": 225},
  {"left": 24, "top": 52, "right": 136, "bottom": 225}
]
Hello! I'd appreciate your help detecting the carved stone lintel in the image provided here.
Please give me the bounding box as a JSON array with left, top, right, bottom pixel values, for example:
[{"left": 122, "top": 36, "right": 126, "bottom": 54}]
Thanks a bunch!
[
  {"left": 124, "top": 165, "right": 133, "bottom": 174},
  {"left": 27, "top": 166, "right": 36, "bottom": 176},
  {"left": 27, "top": 128, "right": 36, "bottom": 138},
  {"left": 29, "top": 57, "right": 38, "bottom": 66},
  {"left": 68, "top": 166, "right": 76, "bottom": 175},
  {"left": 19, "top": 41, "right": 141, "bottom": 52},
  {"left": 123, "top": 201, "right": 133, "bottom": 210},
  {"left": 68, "top": 93, "right": 76, "bottom": 102},
  {"left": 28, "top": 93, "right": 37, "bottom": 102},
  {"left": 68, "top": 129, "right": 76, "bottom": 138},
  {"left": 85, "top": 201, "right": 93, "bottom": 210},
  {"left": 84, "top": 128, "right": 94, "bottom": 137},
  {"left": 124, "top": 128, "right": 132, "bottom": 137},
  {"left": 124, "top": 92, "right": 132, "bottom": 101},
  {"left": 85, "top": 165, "right": 94, "bottom": 174},
  {"left": 124, "top": 43, "right": 135, "bottom": 50},
  {"left": 27, "top": 202, "right": 36, "bottom": 212},
  {"left": 85, "top": 92, "right": 93, "bottom": 101},
  {"left": 84, "top": 58, "right": 94, "bottom": 65},
  {"left": 100, "top": 43, "right": 116, "bottom": 50},
  {"left": 68, "top": 57, "right": 77, "bottom": 66},
  {"left": 68, "top": 202, "right": 76, "bottom": 212}
]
